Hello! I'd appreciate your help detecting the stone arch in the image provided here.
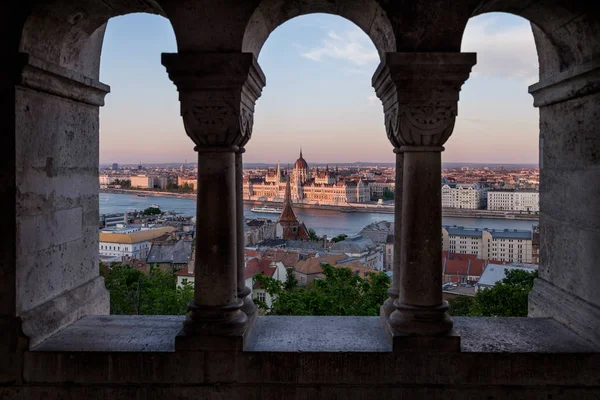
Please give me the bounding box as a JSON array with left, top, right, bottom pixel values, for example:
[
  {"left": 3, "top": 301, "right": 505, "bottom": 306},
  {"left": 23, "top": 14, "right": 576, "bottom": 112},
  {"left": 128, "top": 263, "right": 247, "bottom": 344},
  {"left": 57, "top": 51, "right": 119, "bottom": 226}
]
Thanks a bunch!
[
  {"left": 12, "top": 1, "right": 177, "bottom": 349},
  {"left": 469, "top": 0, "right": 600, "bottom": 78},
  {"left": 241, "top": 0, "right": 396, "bottom": 59},
  {"left": 460, "top": 0, "right": 600, "bottom": 346},
  {"left": 19, "top": 0, "right": 171, "bottom": 79}
]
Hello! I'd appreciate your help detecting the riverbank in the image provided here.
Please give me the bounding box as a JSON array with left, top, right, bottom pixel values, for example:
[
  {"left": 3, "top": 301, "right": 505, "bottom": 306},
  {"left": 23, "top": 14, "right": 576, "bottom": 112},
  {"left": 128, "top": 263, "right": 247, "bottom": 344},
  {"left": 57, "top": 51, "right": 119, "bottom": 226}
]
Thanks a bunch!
[
  {"left": 101, "top": 188, "right": 196, "bottom": 199},
  {"left": 100, "top": 189, "right": 539, "bottom": 222}
]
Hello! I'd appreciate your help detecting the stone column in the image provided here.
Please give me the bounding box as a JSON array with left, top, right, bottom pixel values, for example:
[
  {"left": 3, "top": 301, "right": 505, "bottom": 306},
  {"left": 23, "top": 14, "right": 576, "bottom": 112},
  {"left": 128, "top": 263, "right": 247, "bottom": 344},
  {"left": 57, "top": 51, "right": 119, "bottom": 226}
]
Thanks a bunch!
[
  {"left": 162, "top": 52, "right": 265, "bottom": 350},
  {"left": 380, "top": 149, "right": 403, "bottom": 320},
  {"left": 236, "top": 148, "right": 257, "bottom": 326},
  {"left": 373, "top": 53, "right": 475, "bottom": 351}
]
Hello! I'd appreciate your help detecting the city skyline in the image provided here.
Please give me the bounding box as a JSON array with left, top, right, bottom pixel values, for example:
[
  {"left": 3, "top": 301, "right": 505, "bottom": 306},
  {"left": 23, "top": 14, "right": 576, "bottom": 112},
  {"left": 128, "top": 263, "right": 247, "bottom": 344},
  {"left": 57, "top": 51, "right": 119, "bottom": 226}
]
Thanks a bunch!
[{"left": 99, "top": 13, "right": 539, "bottom": 165}]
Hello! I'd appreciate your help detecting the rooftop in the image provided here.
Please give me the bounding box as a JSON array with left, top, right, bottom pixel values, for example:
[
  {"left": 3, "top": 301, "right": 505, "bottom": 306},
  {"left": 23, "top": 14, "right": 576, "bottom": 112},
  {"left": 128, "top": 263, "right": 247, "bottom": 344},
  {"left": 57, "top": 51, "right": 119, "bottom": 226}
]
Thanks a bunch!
[
  {"left": 99, "top": 226, "right": 177, "bottom": 244},
  {"left": 443, "top": 225, "right": 532, "bottom": 240},
  {"left": 478, "top": 263, "right": 538, "bottom": 288}
]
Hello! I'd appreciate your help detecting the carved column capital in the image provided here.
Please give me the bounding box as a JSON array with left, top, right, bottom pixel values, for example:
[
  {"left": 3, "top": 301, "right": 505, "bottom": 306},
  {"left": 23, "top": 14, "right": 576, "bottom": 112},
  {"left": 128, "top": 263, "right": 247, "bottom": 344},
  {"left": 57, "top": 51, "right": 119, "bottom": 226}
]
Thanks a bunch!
[
  {"left": 372, "top": 53, "right": 476, "bottom": 150},
  {"left": 162, "top": 52, "right": 266, "bottom": 149}
]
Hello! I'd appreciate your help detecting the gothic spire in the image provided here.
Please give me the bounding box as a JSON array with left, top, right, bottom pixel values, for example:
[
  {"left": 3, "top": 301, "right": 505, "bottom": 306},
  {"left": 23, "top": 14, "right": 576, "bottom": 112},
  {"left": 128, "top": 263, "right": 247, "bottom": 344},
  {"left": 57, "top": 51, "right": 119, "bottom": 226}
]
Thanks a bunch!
[{"left": 279, "top": 175, "right": 299, "bottom": 224}]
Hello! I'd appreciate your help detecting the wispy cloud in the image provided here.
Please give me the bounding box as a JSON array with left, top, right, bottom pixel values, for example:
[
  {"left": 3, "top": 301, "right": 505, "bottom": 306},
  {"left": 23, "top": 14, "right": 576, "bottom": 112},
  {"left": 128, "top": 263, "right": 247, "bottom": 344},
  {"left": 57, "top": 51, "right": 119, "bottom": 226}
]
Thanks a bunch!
[
  {"left": 462, "top": 17, "right": 538, "bottom": 84},
  {"left": 302, "top": 29, "right": 379, "bottom": 66}
]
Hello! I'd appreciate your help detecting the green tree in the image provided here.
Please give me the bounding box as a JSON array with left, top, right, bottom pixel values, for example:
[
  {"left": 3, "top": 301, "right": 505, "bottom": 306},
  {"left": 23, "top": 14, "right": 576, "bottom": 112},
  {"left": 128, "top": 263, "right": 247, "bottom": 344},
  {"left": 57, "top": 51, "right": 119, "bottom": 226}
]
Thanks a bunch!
[
  {"left": 447, "top": 295, "right": 475, "bottom": 316},
  {"left": 166, "top": 182, "right": 179, "bottom": 191},
  {"left": 178, "top": 183, "right": 194, "bottom": 193},
  {"left": 101, "top": 264, "right": 193, "bottom": 315},
  {"left": 113, "top": 179, "right": 131, "bottom": 188},
  {"left": 284, "top": 268, "right": 299, "bottom": 291},
  {"left": 254, "top": 264, "right": 391, "bottom": 316},
  {"left": 308, "top": 228, "right": 320, "bottom": 241},
  {"left": 143, "top": 206, "right": 161, "bottom": 216},
  {"left": 447, "top": 269, "right": 538, "bottom": 317},
  {"left": 382, "top": 189, "right": 394, "bottom": 201},
  {"left": 331, "top": 234, "right": 347, "bottom": 243}
]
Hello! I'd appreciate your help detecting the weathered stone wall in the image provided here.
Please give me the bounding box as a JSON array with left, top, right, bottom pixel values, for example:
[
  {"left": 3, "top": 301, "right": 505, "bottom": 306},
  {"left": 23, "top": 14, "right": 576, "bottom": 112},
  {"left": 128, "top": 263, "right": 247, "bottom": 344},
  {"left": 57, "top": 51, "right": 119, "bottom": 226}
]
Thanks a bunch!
[
  {"left": 528, "top": 61, "right": 600, "bottom": 345},
  {"left": 14, "top": 56, "right": 110, "bottom": 348}
]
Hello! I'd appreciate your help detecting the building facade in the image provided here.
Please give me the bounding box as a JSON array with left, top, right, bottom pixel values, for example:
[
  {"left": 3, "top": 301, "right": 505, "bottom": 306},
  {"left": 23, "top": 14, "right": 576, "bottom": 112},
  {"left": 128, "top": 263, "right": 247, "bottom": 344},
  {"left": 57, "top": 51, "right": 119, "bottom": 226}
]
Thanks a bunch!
[
  {"left": 442, "top": 183, "right": 489, "bottom": 209},
  {"left": 130, "top": 175, "right": 168, "bottom": 189},
  {"left": 442, "top": 226, "right": 534, "bottom": 264},
  {"left": 329, "top": 236, "right": 384, "bottom": 271},
  {"left": 99, "top": 226, "right": 176, "bottom": 261},
  {"left": 177, "top": 176, "right": 197, "bottom": 191},
  {"left": 244, "top": 150, "right": 370, "bottom": 204},
  {"left": 487, "top": 190, "right": 540, "bottom": 212},
  {"left": 369, "top": 180, "right": 395, "bottom": 199}
]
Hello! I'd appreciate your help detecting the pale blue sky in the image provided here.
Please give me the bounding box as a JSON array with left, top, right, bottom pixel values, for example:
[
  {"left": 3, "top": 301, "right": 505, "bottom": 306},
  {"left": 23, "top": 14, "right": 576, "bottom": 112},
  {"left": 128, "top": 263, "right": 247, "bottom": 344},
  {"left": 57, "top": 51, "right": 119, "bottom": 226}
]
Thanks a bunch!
[{"left": 99, "top": 12, "right": 539, "bottom": 165}]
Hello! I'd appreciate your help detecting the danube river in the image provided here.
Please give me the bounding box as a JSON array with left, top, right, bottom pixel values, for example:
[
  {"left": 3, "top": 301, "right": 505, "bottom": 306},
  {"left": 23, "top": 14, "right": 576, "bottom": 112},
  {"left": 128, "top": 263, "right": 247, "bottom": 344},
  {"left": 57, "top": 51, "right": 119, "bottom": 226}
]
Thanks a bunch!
[{"left": 100, "top": 193, "right": 538, "bottom": 237}]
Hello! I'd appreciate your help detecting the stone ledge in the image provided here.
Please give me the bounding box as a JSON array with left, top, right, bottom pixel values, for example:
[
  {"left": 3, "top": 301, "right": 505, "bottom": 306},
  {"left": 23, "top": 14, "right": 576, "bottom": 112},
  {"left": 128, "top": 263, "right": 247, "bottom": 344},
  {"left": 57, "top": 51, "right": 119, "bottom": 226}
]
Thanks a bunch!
[
  {"left": 21, "top": 316, "right": 600, "bottom": 387},
  {"left": 31, "top": 315, "right": 598, "bottom": 354},
  {"left": 18, "top": 53, "right": 110, "bottom": 106},
  {"left": 529, "top": 277, "right": 600, "bottom": 347},
  {"left": 529, "top": 59, "right": 600, "bottom": 107},
  {"left": 33, "top": 315, "right": 182, "bottom": 352},
  {"left": 21, "top": 277, "right": 109, "bottom": 349}
]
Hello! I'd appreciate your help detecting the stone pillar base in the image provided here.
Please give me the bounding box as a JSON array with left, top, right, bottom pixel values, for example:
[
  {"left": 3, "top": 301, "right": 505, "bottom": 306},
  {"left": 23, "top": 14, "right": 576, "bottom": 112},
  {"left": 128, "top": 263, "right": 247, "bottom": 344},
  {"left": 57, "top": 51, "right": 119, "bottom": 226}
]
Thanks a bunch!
[
  {"left": 382, "top": 317, "right": 461, "bottom": 352},
  {"left": 391, "top": 330, "right": 461, "bottom": 352},
  {"left": 175, "top": 329, "right": 245, "bottom": 352},
  {"left": 175, "top": 312, "right": 258, "bottom": 352}
]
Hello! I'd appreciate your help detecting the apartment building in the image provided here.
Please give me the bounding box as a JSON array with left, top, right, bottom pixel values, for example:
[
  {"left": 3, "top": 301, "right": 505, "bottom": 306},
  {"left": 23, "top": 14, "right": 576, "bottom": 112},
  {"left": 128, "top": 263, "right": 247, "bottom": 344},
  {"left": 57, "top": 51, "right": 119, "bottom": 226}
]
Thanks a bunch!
[
  {"left": 442, "top": 225, "right": 534, "bottom": 263},
  {"left": 441, "top": 183, "right": 489, "bottom": 209},
  {"left": 487, "top": 190, "right": 539, "bottom": 212}
]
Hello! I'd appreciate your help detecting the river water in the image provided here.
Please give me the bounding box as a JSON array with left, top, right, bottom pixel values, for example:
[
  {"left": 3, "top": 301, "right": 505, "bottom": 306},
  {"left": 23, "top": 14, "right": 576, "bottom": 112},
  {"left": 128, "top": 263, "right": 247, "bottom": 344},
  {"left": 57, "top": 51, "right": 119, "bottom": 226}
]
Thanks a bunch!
[{"left": 100, "top": 193, "right": 538, "bottom": 237}]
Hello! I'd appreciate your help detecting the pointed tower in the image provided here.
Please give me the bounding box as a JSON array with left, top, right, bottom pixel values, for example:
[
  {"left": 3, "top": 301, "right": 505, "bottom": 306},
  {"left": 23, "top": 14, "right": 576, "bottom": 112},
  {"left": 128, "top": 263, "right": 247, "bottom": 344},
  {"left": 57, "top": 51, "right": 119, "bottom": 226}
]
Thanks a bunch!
[
  {"left": 276, "top": 162, "right": 281, "bottom": 181},
  {"left": 279, "top": 175, "right": 310, "bottom": 240}
]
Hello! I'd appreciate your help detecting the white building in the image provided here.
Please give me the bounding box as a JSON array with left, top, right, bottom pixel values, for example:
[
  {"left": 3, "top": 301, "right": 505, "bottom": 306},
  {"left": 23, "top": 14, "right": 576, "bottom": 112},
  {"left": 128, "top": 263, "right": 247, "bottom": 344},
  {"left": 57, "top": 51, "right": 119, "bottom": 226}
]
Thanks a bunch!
[
  {"left": 245, "top": 259, "right": 287, "bottom": 310},
  {"left": 130, "top": 175, "right": 168, "bottom": 189},
  {"left": 442, "top": 183, "right": 489, "bottom": 209},
  {"left": 99, "top": 225, "right": 176, "bottom": 261},
  {"left": 243, "top": 151, "right": 370, "bottom": 205},
  {"left": 442, "top": 226, "right": 534, "bottom": 264},
  {"left": 369, "top": 180, "right": 395, "bottom": 198},
  {"left": 487, "top": 190, "right": 539, "bottom": 212},
  {"left": 99, "top": 175, "right": 114, "bottom": 188}
]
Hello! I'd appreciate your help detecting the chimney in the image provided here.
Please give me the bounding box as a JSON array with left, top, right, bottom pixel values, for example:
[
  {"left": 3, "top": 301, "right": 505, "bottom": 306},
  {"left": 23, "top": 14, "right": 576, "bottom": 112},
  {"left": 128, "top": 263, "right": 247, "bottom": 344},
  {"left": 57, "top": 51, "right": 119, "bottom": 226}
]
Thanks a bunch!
[{"left": 124, "top": 212, "right": 128, "bottom": 225}]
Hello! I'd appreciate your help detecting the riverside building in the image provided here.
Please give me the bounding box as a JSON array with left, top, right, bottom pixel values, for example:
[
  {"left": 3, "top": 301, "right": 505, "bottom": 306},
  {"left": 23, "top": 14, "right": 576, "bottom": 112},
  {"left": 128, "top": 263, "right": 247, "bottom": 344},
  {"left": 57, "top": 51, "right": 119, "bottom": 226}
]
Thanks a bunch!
[
  {"left": 487, "top": 190, "right": 540, "bottom": 212},
  {"left": 442, "top": 225, "right": 533, "bottom": 263},
  {"left": 244, "top": 149, "right": 370, "bottom": 204},
  {"left": 441, "top": 182, "right": 490, "bottom": 209}
]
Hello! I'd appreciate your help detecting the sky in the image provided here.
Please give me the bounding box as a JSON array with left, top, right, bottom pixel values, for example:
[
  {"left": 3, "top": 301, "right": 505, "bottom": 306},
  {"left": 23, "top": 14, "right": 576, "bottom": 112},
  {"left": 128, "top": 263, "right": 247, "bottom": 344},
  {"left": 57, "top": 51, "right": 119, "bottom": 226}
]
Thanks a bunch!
[{"left": 99, "top": 12, "right": 539, "bottom": 165}]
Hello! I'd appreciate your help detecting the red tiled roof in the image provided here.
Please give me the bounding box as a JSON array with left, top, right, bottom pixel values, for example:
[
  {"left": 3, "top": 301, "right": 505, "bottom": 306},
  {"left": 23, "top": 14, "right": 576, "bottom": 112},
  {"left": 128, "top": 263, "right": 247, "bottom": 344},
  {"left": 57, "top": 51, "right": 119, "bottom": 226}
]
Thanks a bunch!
[
  {"left": 442, "top": 252, "right": 486, "bottom": 277},
  {"left": 175, "top": 265, "right": 193, "bottom": 277},
  {"left": 244, "top": 258, "right": 278, "bottom": 280}
]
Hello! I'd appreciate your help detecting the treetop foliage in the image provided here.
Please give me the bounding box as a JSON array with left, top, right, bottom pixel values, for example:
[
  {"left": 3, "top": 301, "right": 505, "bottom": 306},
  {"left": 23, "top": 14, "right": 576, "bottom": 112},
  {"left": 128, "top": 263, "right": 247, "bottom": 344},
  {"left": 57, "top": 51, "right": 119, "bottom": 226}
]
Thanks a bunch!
[
  {"left": 448, "top": 269, "right": 538, "bottom": 317},
  {"left": 253, "top": 264, "right": 390, "bottom": 316},
  {"left": 101, "top": 263, "right": 193, "bottom": 315}
]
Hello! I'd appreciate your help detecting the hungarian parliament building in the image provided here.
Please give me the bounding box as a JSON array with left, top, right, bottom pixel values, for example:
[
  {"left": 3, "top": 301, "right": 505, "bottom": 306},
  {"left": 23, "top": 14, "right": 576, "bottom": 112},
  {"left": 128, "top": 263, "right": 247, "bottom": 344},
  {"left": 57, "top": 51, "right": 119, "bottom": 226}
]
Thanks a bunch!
[{"left": 243, "top": 150, "right": 372, "bottom": 205}]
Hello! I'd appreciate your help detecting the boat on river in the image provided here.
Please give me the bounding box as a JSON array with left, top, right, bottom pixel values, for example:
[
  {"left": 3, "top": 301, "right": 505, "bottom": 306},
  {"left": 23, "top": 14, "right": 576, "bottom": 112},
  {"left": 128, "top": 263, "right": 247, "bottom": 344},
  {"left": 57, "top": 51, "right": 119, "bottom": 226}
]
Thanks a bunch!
[{"left": 251, "top": 206, "right": 283, "bottom": 214}]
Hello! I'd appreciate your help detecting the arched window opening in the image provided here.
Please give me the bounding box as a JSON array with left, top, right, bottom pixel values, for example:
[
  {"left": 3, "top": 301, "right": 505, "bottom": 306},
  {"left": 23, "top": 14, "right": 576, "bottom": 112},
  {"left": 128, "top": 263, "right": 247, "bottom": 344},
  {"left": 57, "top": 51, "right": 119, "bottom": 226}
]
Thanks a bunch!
[
  {"left": 98, "top": 13, "right": 195, "bottom": 316},
  {"left": 244, "top": 14, "right": 392, "bottom": 316},
  {"left": 444, "top": 13, "right": 540, "bottom": 317}
]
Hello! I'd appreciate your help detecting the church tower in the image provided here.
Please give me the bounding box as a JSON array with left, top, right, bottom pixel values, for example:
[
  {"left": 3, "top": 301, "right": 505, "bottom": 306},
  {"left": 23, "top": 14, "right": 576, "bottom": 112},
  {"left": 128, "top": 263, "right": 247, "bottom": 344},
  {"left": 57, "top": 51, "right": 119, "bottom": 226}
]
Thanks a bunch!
[{"left": 278, "top": 175, "right": 310, "bottom": 240}]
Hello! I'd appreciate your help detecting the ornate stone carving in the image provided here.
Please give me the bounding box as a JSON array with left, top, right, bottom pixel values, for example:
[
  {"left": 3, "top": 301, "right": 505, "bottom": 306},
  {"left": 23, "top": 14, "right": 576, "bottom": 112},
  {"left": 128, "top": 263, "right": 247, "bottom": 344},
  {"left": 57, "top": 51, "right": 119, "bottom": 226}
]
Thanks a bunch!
[
  {"left": 373, "top": 52, "right": 476, "bottom": 150},
  {"left": 398, "top": 103, "right": 457, "bottom": 147},
  {"left": 162, "top": 52, "right": 266, "bottom": 149}
]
